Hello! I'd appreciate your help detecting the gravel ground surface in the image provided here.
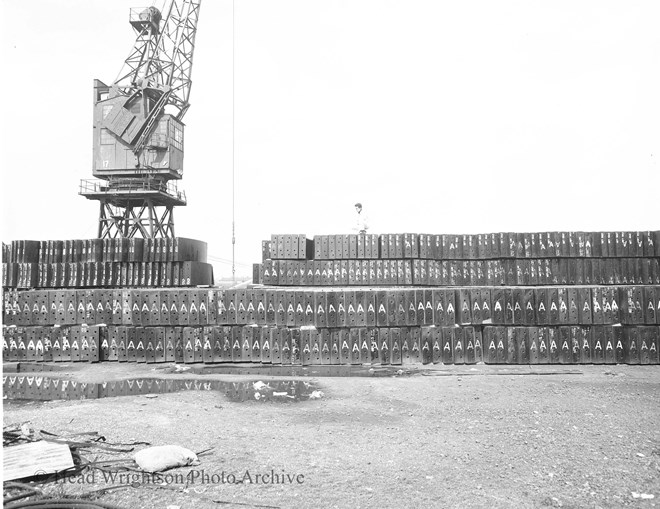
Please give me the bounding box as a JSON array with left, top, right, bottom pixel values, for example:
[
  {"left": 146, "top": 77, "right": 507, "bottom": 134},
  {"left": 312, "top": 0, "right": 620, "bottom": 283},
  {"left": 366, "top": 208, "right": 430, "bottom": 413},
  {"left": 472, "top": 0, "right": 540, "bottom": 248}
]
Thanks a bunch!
[{"left": 3, "top": 363, "right": 660, "bottom": 509}]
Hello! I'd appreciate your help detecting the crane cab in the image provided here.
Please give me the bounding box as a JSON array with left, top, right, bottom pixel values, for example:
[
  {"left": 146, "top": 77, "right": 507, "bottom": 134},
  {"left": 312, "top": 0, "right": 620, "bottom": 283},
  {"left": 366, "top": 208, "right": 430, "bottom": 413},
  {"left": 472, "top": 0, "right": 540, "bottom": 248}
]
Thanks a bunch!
[
  {"left": 92, "top": 80, "right": 184, "bottom": 178},
  {"left": 129, "top": 7, "right": 162, "bottom": 33}
]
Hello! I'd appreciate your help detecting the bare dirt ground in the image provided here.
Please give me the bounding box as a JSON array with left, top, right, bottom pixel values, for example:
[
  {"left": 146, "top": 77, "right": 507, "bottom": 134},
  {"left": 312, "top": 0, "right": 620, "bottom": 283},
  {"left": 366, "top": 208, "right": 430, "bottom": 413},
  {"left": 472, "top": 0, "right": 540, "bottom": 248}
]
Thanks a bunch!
[{"left": 3, "top": 364, "right": 660, "bottom": 509}]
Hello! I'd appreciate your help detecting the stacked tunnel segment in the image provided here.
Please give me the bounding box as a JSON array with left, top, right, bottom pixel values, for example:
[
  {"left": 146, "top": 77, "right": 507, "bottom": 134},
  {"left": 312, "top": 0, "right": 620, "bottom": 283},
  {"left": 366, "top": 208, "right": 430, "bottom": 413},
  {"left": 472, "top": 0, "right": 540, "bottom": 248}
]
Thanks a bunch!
[{"left": 3, "top": 231, "right": 659, "bottom": 366}]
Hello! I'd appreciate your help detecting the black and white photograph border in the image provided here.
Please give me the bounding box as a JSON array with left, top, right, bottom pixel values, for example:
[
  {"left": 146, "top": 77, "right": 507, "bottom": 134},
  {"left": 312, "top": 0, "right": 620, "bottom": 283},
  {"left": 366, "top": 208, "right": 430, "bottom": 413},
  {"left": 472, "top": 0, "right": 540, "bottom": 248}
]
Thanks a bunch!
[{"left": 2, "top": 1, "right": 659, "bottom": 508}]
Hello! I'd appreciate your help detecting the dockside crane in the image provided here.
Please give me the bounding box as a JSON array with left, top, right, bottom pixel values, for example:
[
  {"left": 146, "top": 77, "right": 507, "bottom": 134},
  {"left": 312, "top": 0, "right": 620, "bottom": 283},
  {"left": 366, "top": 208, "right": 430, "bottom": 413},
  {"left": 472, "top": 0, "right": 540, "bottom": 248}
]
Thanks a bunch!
[{"left": 80, "top": 1, "right": 202, "bottom": 239}]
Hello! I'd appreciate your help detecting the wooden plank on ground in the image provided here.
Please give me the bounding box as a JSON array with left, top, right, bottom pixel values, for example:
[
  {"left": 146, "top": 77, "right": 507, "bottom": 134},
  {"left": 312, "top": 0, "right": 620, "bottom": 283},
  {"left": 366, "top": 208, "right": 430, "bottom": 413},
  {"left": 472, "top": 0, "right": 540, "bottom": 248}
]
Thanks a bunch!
[{"left": 3, "top": 440, "right": 74, "bottom": 481}]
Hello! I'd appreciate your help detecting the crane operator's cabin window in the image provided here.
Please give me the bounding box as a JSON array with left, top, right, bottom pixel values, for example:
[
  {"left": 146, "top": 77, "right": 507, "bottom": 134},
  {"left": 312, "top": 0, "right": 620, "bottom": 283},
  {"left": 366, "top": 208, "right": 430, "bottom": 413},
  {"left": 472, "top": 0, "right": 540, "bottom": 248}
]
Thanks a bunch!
[{"left": 170, "top": 122, "right": 183, "bottom": 151}]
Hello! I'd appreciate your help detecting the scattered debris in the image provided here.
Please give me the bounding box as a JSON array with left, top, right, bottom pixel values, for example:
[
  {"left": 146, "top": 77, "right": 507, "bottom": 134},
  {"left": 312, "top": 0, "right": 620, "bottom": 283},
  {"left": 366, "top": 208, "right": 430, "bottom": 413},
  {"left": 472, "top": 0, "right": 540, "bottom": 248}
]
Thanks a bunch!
[
  {"left": 253, "top": 381, "right": 271, "bottom": 391},
  {"left": 309, "top": 390, "right": 324, "bottom": 400},
  {"left": 2, "top": 420, "right": 155, "bottom": 509},
  {"left": 632, "top": 492, "right": 655, "bottom": 499},
  {"left": 134, "top": 445, "right": 200, "bottom": 473},
  {"left": 3, "top": 481, "right": 43, "bottom": 505}
]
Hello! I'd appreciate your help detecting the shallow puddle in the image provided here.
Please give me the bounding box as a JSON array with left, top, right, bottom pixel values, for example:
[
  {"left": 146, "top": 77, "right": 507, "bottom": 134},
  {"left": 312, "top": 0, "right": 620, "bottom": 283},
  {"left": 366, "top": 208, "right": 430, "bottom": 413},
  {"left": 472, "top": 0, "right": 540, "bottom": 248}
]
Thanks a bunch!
[{"left": 2, "top": 376, "right": 321, "bottom": 403}]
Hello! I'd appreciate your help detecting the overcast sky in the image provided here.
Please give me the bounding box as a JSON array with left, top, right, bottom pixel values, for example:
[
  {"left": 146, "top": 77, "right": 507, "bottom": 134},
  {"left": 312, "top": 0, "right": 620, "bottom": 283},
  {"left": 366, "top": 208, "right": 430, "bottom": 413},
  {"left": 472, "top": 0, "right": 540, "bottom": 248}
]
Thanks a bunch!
[{"left": 1, "top": 0, "right": 659, "bottom": 278}]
